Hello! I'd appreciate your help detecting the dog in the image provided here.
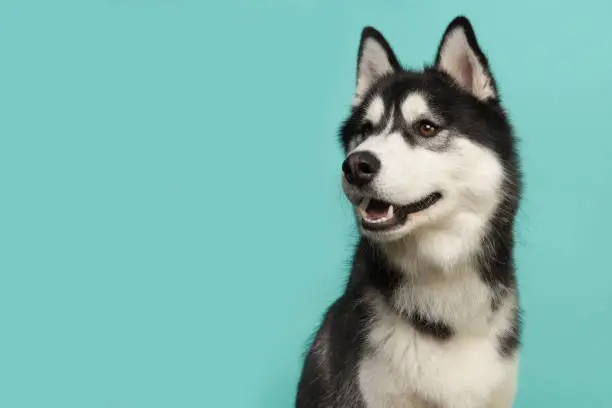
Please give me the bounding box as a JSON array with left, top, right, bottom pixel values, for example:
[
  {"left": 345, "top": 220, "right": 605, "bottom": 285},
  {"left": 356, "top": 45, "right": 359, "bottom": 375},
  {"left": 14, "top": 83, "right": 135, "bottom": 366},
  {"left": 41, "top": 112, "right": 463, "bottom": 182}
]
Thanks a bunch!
[{"left": 295, "top": 16, "right": 522, "bottom": 408}]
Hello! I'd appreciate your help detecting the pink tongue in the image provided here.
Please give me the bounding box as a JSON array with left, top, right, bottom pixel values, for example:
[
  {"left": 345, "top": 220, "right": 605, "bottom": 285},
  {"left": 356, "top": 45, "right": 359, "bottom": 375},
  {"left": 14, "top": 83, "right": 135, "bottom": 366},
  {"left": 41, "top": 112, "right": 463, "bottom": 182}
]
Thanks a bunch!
[{"left": 366, "top": 208, "right": 388, "bottom": 220}]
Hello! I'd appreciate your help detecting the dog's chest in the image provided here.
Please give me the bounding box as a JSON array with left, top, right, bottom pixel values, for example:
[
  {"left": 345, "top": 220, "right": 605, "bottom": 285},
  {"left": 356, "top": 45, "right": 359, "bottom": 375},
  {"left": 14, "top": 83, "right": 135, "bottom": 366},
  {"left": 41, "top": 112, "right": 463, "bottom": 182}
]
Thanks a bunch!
[{"left": 358, "top": 277, "right": 513, "bottom": 408}]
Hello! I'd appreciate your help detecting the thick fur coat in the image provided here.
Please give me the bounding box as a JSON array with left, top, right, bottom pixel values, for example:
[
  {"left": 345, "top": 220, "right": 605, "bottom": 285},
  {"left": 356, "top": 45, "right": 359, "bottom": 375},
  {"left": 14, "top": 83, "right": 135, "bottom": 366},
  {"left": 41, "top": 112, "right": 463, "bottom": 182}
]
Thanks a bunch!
[{"left": 296, "top": 16, "right": 522, "bottom": 408}]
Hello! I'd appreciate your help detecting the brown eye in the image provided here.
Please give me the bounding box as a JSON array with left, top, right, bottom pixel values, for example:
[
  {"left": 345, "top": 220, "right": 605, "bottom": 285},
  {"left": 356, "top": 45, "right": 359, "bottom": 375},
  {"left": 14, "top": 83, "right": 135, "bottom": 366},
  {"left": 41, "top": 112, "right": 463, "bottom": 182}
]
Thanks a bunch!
[{"left": 416, "top": 120, "right": 440, "bottom": 137}]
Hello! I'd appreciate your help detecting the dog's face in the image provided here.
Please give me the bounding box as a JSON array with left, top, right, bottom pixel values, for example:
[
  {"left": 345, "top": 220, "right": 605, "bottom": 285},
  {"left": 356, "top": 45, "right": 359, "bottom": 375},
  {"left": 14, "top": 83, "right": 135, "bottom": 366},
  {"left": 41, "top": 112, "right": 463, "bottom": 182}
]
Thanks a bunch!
[{"left": 341, "top": 17, "right": 515, "bottom": 244}]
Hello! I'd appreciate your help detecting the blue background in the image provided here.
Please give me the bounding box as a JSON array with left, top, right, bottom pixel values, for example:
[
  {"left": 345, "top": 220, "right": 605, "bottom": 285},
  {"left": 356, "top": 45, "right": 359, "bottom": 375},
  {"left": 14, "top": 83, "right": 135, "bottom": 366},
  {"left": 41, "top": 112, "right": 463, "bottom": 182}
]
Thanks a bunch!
[{"left": 1, "top": 0, "right": 611, "bottom": 407}]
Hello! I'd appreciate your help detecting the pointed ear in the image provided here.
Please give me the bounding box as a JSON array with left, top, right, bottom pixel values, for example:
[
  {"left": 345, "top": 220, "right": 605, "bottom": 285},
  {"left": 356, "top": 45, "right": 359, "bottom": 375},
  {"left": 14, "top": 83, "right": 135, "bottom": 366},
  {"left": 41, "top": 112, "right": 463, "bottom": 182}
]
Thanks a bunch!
[
  {"left": 435, "top": 17, "right": 497, "bottom": 101},
  {"left": 354, "top": 27, "right": 401, "bottom": 106}
]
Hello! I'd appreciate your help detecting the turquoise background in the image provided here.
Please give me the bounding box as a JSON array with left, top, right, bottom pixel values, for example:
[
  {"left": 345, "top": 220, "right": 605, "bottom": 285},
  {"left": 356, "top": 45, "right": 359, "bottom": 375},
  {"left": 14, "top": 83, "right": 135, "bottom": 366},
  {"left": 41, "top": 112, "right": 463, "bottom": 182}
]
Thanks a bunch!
[{"left": 1, "top": 0, "right": 611, "bottom": 407}]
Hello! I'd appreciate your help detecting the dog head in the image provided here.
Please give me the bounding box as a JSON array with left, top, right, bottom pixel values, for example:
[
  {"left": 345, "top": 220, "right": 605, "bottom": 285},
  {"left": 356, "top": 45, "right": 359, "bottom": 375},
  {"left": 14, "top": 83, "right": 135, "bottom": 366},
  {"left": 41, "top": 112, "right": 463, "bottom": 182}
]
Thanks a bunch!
[{"left": 340, "top": 17, "right": 519, "bottom": 250}]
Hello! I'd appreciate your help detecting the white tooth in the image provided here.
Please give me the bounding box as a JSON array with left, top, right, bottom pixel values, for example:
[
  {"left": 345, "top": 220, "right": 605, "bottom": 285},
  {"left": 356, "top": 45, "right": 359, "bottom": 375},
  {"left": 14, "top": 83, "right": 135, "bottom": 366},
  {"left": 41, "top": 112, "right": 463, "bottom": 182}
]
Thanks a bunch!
[
  {"left": 358, "top": 197, "right": 370, "bottom": 220},
  {"left": 359, "top": 197, "right": 370, "bottom": 210},
  {"left": 386, "top": 205, "right": 394, "bottom": 219},
  {"left": 359, "top": 207, "right": 368, "bottom": 219}
]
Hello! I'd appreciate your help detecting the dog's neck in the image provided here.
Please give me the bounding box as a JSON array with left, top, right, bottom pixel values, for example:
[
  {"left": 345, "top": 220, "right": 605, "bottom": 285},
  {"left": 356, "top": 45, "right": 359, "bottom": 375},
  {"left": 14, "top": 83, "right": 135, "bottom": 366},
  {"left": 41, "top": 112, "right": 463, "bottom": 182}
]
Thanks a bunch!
[
  {"left": 380, "top": 211, "right": 490, "bottom": 277},
  {"left": 361, "top": 215, "right": 513, "bottom": 334}
]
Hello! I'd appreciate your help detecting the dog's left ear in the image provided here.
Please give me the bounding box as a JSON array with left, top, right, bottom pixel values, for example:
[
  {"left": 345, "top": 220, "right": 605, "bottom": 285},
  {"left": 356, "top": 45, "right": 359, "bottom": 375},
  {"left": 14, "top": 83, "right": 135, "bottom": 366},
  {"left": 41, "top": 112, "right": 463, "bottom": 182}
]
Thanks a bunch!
[{"left": 435, "top": 17, "right": 497, "bottom": 101}]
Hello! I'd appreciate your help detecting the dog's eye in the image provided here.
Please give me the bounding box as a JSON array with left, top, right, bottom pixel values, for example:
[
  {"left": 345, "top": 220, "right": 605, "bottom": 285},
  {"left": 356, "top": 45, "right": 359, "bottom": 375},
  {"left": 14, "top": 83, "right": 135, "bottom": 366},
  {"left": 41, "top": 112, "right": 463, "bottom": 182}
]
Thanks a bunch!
[
  {"left": 359, "top": 121, "right": 374, "bottom": 135},
  {"left": 416, "top": 120, "right": 440, "bottom": 137}
]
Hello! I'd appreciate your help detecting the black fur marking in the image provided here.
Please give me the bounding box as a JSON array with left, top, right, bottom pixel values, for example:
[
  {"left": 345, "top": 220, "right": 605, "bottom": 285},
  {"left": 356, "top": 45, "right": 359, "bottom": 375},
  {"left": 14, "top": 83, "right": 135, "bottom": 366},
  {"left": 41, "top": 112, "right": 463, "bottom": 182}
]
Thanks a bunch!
[
  {"left": 498, "top": 307, "right": 522, "bottom": 358},
  {"left": 402, "top": 310, "right": 454, "bottom": 341}
]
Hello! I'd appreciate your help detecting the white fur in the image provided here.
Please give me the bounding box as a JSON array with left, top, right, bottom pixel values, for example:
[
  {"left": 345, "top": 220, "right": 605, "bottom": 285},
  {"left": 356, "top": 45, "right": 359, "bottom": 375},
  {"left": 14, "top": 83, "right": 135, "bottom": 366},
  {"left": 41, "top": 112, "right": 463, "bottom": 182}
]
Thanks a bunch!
[
  {"left": 400, "top": 93, "right": 431, "bottom": 123},
  {"left": 378, "top": 134, "right": 504, "bottom": 270},
  {"left": 366, "top": 96, "right": 386, "bottom": 125},
  {"left": 436, "top": 26, "right": 496, "bottom": 101},
  {"left": 359, "top": 289, "right": 518, "bottom": 408},
  {"left": 355, "top": 38, "right": 396, "bottom": 105}
]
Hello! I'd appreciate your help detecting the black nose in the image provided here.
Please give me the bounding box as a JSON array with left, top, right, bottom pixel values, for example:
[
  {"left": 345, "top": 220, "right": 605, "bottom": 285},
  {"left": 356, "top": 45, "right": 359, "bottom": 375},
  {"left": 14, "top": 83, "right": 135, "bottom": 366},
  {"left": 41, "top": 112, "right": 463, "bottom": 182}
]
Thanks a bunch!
[{"left": 342, "top": 151, "right": 381, "bottom": 187}]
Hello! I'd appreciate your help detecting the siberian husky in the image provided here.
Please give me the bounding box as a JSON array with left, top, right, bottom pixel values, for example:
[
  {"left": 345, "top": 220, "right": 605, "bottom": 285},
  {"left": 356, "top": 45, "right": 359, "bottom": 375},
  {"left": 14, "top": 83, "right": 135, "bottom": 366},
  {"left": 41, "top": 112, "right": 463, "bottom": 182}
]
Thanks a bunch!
[{"left": 296, "top": 16, "right": 522, "bottom": 408}]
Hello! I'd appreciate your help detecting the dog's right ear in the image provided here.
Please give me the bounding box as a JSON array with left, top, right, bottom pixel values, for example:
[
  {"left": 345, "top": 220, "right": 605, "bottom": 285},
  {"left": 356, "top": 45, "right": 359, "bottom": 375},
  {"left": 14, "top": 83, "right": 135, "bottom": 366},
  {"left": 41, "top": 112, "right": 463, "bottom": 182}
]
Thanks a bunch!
[{"left": 353, "top": 27, "right": 401, "bottom": 106}]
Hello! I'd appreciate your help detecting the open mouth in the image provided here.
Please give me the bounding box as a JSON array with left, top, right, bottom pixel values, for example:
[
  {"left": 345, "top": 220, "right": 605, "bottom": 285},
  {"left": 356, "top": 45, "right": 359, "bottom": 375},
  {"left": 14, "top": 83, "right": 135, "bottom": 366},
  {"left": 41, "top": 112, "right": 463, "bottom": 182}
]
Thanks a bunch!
[{"left": 357, "top": 192, "right": 442, "bottom": 231}]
